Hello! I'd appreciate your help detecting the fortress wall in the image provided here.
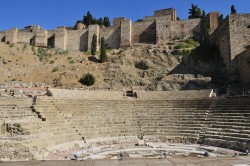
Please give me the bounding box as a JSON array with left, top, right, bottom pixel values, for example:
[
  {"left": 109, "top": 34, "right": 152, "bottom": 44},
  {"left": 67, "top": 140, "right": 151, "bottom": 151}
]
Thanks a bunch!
[
  {"left": 66, "top": 30, "right": 81, "bottom": 51},
  {"left": 132, "top": 20, "right": 156, "bottom": 44},
  {"left": 79, "top": 29, "right": 88, "bottom": 51},
  {"left": 55, "top": 28, "right": 67, "bottom": 50},
  {"left": 237, "top": 47, "right": 250, "bottom": 84},
  {"left": 100, "top": 26, "right": 120, "bottom": 49},
  {"left": 210, "top": 17, "right": 231, "bottom": 71},
  {"left": 17, "top": 31, "right": 34, "bottom": 44},
  {"left": 35, "top": 30, "right": 48, "bottom": 47},
  {"left": 120, "top": 20, "right": 132, "bottom": 47},
  {"left": 156, "top": 16, "right": 172, "bottom": 44},
  {"left": 171, "top": 19, "right": 200, "bottom": 40},
  {"left": 229, "top": 14, "right": 250, "bottom": 60}
]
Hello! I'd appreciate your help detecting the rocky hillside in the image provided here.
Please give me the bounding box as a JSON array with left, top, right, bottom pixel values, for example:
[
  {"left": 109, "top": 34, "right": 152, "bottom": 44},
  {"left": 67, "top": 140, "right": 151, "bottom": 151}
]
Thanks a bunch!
[{"left": 0, "top": 39, "right": 226, "bottom": 91}]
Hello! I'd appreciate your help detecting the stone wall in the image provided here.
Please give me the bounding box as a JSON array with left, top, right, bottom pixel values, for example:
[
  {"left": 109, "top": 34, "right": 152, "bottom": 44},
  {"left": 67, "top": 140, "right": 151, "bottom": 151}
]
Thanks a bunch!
[
  {"left": 156, "top": 16, "right": 172, "bottom": 44},
  {"left": 79, "top": 29, "right": 88, "bottom": 51},
  {"left": 17, "top": 31, "right": 34, "bottom": 44},
  {"left": 120, "top": 20, "right": 132, "bottom": 47},
  {"left": 49, "top": 88, "right": 125, "bottom": 100},
  {"left": 132, "top": 21, "right": 156, "bottom": 44},
  {"left": 237, "top": 46, "right": 250, "bottom": 84},
  {"left": 55, "top": 28, "right": 67, "bottom": 50},
  {"left": 100, "top": 26, "right": 120, "bottom": 49},
  {"left": 35, "top": 29, "right": 48, "bottom": 47},
  {"left": 5, "top": 28, "right": 18, "bottom": 43},
  {"left": 66, "top": 30, "right": 81, "bottom": 51},
  {"left": 229, "top": 14, "right": 250, "bottom": 60},
  {"left": 210, "top": 17, "right": 231, "bottom": 71},
  {"left": 171, "top": 19, "right": 201, "bottom": 40}
]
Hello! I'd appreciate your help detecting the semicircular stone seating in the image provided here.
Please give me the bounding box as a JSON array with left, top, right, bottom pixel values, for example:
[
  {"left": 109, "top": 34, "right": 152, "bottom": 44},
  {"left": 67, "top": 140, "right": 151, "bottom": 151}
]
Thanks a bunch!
[{"left": 0, "top": 89, "right": 250, "bottom": 160}]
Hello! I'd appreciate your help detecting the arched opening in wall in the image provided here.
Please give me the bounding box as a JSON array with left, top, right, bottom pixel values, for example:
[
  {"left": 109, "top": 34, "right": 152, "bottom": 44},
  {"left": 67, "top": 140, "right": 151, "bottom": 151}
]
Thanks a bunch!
[
  {"left": 47, "top": 35, "right": 55, "bottom": 48},
  {"left": 247, "top": 24, "right": 250, "bottom": 28},
  {"left": 30, "top": 36, "right": 35, "bottom": 46},
  {"left": 1, "top": 36, "right": 5, "bottom": 42}
]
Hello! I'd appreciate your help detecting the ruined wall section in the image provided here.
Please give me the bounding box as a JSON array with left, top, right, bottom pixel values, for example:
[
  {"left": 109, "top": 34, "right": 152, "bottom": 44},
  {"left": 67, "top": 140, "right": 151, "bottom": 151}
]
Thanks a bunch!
[
  {"left": 55, "top": 28, "right": 67, "bottom": 50},
  {"left": 100, "top": 27, "right": 120, "bottom": 49},
  {"left": 120, "top": 20, "right": 132, "bottom": 47},
  {"left": 171, "top": 19, "right": 200, "bottom": 40},
  {"left": 132, "top": 20, "right": 156, "bottom": 44},
  {"left": 237, "top": 47, "right": 250, "bottom": 84}
]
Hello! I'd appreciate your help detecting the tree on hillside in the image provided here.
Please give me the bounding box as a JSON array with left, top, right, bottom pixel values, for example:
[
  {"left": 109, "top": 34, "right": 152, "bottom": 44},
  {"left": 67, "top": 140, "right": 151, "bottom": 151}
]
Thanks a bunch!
[
  {"left": 83, "top": 11, "right": 93, "bottom": 27},
  {"left": 188, "top": 4, "right": 202, "bottom": 19},
  {"left": 91, "top": 33, "right": 97, "bottom": 55},
  {"left": 103, "top": 17, "right": 111, "bottom": 27},
  {"left": 98, "top": 18, "right": 103, "bottom": 26},
  {"left": 99, "top": 37, "right": 107, "bottom": 63},
  {"left": 231, "top": 5, "right": 237, "bottom": 14}
]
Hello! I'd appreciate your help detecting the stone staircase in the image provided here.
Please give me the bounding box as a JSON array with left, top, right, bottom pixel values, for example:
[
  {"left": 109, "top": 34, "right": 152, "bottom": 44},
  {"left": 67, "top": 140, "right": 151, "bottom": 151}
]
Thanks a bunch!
[{"left": 203, "top": 97, "right": 250, "bottom": 151}]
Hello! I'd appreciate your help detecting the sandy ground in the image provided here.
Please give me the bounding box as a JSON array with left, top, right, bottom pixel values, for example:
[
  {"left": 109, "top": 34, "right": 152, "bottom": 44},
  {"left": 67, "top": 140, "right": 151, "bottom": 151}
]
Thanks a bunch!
[{"left": 1, "top": 157, "right": 250, "bottom": 166}]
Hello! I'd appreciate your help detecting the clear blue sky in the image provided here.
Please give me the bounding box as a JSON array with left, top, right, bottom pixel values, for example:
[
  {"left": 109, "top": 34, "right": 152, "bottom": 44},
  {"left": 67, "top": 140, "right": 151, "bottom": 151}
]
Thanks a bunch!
[{"left": 0, "top": 0, "right": 249, "bottom": 31}]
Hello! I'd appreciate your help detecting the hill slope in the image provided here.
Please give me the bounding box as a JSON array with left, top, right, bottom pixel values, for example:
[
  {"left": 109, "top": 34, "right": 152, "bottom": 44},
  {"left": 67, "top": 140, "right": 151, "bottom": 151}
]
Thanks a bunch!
[{"left": 0, "top": 40, "right": 225, "bottom": 90}]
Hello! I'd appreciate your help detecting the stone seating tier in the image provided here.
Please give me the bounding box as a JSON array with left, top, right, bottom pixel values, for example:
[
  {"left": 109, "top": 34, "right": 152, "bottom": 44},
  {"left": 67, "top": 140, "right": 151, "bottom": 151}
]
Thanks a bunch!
[{"left": 1, "top": 90, "right": 250, "bottom": 160}]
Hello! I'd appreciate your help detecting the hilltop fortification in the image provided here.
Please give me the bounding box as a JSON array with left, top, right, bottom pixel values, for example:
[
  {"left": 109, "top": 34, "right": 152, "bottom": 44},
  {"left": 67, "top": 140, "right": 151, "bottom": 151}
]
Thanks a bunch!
[{"left": 0, "top": 8, "right": 250, "bottom": 85}]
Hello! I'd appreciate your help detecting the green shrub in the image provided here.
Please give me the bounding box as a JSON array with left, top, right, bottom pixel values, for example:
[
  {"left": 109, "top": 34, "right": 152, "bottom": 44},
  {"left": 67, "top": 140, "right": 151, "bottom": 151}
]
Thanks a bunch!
[
  {"left": 52, "top": 66, "right": 58, "bottom": 72},
  {"left": 174, "top": 43, "right": 188, "bottom": 49},
  {"left": 69, "top": 59, "right": 74, "bottom": 64},
  {"left": 99, "top": 37, "right": 107, "bottom": 63},
  {"left": 173, "top": 36, "right": 181, "bottom": 41},
  {"left": 32, "top": 46, "right": 36, "bottom": 55},
  {"left": 91, "top": 33, "right": 97, "bottom": 55},
  {"left": 50, "top": 60, "right": 55, "bottom": 64},
  {"left": 79, "top": 73, "right": 95, "bottom": 86},
  {"left": 8, "top": 43, "right": 14, "bottom": 48},
  {"left": 185, "top": 38, "right": 199, "bottom": 48},
  {"left": 182, "top": 49, "right": 191, "bottom": 55},
  {"left": 22, "top": 44, "right": 27, "bottom": 52}
]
